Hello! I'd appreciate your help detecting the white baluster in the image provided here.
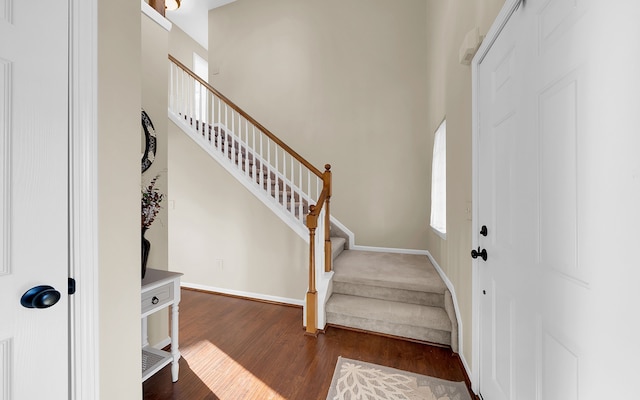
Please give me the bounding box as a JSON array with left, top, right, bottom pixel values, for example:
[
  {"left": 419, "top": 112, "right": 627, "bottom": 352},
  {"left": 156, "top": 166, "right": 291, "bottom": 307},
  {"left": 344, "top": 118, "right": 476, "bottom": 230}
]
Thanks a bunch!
[
  {"left": 208, "top": 91, "right": 213, "bottom": 144},
  {"left": 267, "top": 139, "right": 271, "bottom": 199},
  {"left": 275, "top": 143, "right": 279, "bottom": 204},
  {"left": 252, "top": 126, "right": 256, "bottom": 183},
  {"left": 298, "top": 163, "right": 303, "bottom": 222},
  {"left": 232, "top": 111, "right": 236, "bottom": 167},
  {"left": 188, "top": 76, "right": 192, "bottom": 128},
  {"left": 282, "top": 151, "right": 288, "bottom": 211},
  {"left": 259, "top": 132, "right": 264, "bottom": 189},
  {"left": 196, "top": 82, "right": 201, "bottom": 133},
  {"left": 224, "top": 104, "right": 228, "bottom": 158},
  {"left": 243, "top": 120, "right": 248, "bottom": 176},
  {"left": 290, "top": 155, "right": 295, "bottom": 215},
  {"left": 179, "top": 69, "right": 183, "bottom": 117},
  {"left": 307, "top": 170, "right": 311, "bottom": 204},
  {"left": 217, "top": 97, "right": 221, "bottom": 152}
]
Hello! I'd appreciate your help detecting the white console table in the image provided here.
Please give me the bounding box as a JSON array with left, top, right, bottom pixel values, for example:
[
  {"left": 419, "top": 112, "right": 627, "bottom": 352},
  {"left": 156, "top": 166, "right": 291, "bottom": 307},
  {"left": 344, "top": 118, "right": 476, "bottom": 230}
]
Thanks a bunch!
[{"left": 141, "top": 268, "right": 183, "bottom": 383}]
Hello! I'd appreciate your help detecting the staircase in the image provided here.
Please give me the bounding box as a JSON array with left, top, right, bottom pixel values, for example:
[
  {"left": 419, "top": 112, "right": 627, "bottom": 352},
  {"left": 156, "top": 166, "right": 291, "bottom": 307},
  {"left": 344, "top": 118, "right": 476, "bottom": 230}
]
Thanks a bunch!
[
  {"left": 168, "top": 55, "right": 458, "bottom": 351},
  {"left": 327, "top": 241, "right": 458, "bottom": 350}
]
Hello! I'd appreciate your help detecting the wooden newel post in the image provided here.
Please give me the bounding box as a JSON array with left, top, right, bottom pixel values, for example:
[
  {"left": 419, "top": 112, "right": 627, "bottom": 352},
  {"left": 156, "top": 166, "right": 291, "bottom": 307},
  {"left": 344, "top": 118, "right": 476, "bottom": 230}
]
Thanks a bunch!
[
  {"left": 324, "top": 164, "right": 332, "bottom": 273},
  {"left": 305, "top": 205, "right": 318, "bottom": 336}
]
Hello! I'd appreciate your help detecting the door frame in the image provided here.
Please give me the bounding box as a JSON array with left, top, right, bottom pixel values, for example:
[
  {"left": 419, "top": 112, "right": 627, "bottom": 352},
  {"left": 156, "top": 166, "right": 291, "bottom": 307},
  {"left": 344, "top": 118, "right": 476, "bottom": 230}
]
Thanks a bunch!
[
  {"left": 470, "top": 0, "right": 522, "bottom": 394},
  {"left": 69, "top": 0, "right": 99, "bottom": 398}
]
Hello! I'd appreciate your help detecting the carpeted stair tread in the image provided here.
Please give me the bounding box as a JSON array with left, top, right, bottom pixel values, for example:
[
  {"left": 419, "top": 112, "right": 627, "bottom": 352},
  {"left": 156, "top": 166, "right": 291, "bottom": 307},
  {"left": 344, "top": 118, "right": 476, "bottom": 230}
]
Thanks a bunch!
[
  {"left": 326, "top": 294, "right": 452, "bottom": 345},
  {"left": 333, "top": 250, "right": 446, "bottom": 294}
]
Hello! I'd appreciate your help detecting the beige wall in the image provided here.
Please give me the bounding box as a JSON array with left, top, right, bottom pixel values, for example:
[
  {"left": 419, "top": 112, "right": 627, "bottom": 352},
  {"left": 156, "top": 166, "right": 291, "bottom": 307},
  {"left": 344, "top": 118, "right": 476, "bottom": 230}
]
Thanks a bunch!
[
  {"left": 424, "top": 0, "right": 505, "bottom": 366},
  {"left": 98, "top": 0, "right": 142, "bottom": 398},
  {"left": 209, "top": 0, "right": 430, "bottom": 250},
  {"left": 168, "top": 121, "right": 308, "bottom": 301},
  {"left": 141, "top": 12, "right": 170, "bottom": 348},
  {"left": 169, "top": 23, "right": 207, "bottom": 69}
]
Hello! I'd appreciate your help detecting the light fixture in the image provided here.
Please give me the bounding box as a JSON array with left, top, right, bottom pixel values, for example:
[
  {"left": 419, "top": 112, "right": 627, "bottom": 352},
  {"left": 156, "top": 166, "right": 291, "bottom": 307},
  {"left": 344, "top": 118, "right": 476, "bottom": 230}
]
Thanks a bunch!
[{"left": 165, "top": 0, "right": 180, "bottom": 11}]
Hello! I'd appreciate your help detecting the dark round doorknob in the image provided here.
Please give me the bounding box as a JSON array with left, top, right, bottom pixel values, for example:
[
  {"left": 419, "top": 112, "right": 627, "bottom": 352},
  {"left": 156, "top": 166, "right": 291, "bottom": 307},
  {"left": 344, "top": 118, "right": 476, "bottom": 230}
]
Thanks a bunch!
[
  {"left": 471, "top": 247, "right": 488, "bottom": 261},
  {"left": 20, "top": 285, "right": 61, "bottom": 309}
]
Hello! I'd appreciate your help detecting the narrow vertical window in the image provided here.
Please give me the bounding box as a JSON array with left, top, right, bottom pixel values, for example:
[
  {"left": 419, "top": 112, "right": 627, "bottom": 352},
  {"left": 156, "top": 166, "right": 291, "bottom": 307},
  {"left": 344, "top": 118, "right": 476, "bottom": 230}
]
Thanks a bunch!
[{"left": 430, "top": 119, "right": 446, "bottom": 239}]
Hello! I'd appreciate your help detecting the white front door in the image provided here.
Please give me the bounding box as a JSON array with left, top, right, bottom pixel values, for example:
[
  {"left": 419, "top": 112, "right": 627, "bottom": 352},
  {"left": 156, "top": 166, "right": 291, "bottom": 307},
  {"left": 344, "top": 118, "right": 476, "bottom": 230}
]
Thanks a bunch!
[
  {"left": 477, "top": 4, "right": 531, "bottom": 398},
  {"left": 0, "top": 0, "right": 69, "bottom": 398},
  {"left": 476, "top": 0, "right": 640, "bottom": 398}
]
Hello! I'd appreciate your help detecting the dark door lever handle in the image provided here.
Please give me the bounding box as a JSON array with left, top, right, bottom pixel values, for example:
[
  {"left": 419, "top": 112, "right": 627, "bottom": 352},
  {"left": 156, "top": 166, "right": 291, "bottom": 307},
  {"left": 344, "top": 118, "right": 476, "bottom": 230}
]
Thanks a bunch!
[
  {"left": 471, "top": 247, "right": 488, "bottom": 261},
  {"left": 20, "top": 285, "right": 61, "bottom": 309}
]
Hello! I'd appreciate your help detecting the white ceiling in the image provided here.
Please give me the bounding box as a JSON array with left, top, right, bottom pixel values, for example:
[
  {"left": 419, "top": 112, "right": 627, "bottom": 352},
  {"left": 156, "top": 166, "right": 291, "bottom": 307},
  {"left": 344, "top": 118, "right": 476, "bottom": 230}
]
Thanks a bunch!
[{"left": 165, "top": 0, "right": 236, "bottom": 50}]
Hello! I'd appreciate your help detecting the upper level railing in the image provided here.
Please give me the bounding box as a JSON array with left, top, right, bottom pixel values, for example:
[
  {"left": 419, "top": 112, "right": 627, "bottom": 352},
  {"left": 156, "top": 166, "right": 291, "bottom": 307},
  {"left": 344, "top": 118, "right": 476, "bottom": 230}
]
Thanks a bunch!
[{"left": 168, "top": 55, "right": 331, "bottom": 335}]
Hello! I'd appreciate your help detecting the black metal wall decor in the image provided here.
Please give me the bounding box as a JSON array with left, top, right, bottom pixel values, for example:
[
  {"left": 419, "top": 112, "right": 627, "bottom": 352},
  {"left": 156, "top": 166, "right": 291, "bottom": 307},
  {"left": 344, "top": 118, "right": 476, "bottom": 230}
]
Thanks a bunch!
[{"left": 141, "top": 109, "right": 157, "bottom": 173}]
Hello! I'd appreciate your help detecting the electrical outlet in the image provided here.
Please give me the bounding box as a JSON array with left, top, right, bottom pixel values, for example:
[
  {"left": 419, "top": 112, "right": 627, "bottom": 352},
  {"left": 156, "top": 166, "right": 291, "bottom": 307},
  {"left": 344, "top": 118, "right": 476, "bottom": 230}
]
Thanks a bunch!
[{"left": 215, "top": 259, "right": 224, "bottom": 270}]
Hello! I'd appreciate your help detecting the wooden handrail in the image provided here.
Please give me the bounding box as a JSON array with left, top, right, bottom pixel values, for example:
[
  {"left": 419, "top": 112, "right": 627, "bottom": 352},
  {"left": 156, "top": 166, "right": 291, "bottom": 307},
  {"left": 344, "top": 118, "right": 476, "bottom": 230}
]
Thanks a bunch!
[{"left": 169, "top": 55, "right": 323, "bottom": 178}]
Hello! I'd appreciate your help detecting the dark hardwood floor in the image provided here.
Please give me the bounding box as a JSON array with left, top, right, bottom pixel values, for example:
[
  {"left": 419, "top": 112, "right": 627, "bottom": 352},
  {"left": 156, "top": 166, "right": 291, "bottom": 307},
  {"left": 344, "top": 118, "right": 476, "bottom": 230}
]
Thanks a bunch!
[{"left": 143, "top": 289, "right": 474, "bottom": 400}]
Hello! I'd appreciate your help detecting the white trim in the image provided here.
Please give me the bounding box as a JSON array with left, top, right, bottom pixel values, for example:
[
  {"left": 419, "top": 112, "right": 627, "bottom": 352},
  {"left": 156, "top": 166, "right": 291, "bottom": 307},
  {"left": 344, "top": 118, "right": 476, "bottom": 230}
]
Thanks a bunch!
[
  {"left": 153, "top": 337, "right": 171, "bottom": 350},
  {"left": 180, "top": 282, "right": 305, "bottom": 307},
  {"left": 425, "top": 252, "right": 468, "bottom": 377},
  {"left": 329, "top": 216, "right": 355, "bottom": 249},
  {"left": 431, "top": 227, "right": 447, "bottom": 241},
  {"left": 350, "top": 245, "right": 429, "bottom": 256},
  {"left": 141, "top": 0, "right": 172, "bottom": 31},
  {"left": 69, "top": 0, "right": 99, "bottom": 398},
  {"left": 470, "top": 0, "right": 522, "bottom": 395},
  {"left": 0, "top": 59, "right": 11, "bottom": 277}
]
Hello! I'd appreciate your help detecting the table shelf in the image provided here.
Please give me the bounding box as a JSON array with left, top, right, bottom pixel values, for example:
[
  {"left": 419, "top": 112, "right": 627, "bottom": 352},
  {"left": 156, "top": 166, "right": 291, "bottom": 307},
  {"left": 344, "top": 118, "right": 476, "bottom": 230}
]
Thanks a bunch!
[{"left": 142, "top": 347, "right": 172, "bottom": 382}]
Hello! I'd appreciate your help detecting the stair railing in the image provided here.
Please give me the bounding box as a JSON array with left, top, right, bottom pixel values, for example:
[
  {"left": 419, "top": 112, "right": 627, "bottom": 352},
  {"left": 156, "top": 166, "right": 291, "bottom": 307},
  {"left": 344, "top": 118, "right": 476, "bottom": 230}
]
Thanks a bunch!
[{"left": 168, "top": 55, "right": 332, "bottom": 335}]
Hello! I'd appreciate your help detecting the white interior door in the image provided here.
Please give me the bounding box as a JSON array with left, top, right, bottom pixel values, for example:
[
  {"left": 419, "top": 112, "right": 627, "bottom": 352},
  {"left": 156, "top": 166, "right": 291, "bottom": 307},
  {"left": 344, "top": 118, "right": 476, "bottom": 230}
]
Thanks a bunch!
[
  {"left": 0, "top": 0, "right": 69, "bottom": 398},
  {"left": 475, "top": 0, "right": 640, "bottom": 398},
  {"left": 477, "top": 4, "right": 530, "bottom": 399}
]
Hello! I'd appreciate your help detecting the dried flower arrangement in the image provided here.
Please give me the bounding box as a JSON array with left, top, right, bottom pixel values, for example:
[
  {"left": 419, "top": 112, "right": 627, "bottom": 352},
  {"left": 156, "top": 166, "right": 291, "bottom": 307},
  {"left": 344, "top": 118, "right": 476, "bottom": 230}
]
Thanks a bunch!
[{"left": 141, "top": 175, "right": 164, "bottom": 229}]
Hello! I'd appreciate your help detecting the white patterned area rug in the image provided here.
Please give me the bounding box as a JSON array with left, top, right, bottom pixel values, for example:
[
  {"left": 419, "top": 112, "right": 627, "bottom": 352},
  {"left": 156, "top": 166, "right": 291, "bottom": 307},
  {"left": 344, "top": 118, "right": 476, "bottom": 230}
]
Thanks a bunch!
[{"left": 326, "top": 357, "right": 472, "bottom": 400}]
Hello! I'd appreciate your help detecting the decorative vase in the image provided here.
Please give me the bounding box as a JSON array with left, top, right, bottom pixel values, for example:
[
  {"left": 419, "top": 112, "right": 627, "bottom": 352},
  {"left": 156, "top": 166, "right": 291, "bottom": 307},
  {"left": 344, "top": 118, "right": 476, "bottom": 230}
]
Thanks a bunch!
[{"left": 141, "top": 228, "right": 150, "bottom": 279}]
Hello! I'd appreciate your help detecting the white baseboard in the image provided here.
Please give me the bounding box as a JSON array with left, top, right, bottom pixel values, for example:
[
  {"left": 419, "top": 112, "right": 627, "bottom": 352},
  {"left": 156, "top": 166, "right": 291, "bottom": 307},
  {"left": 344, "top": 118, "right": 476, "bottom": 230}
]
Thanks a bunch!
[
  {"left": 181, "top": 282, "right": 304, "bottom": 307},
  {"left": 425, "top": 251, "right": 474, "bottom": 388},
  {"left": 152, "top": 337, "right": 171, "bottom": 350},
  {"left": 329, "top": 216, "right": 355, "bottom": 248}
]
